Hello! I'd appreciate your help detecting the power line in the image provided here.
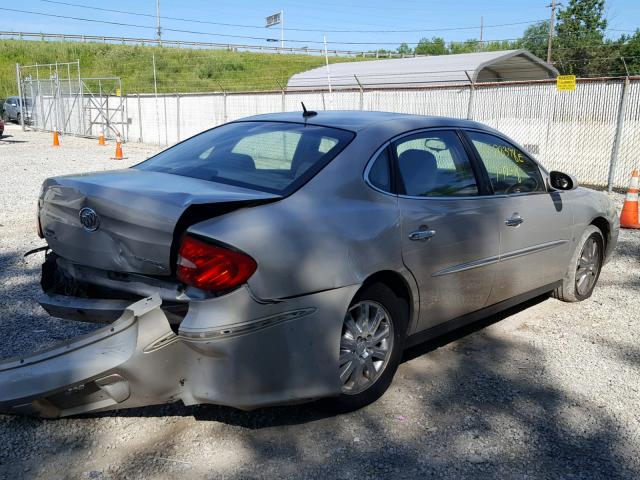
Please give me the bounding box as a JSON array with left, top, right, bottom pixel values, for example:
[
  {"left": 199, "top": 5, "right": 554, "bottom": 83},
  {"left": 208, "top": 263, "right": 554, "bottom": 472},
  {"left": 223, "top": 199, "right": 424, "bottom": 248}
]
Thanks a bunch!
[
  {"left": 39, "top": 0, "right": 547, "bottom": 34},
  {"left": 0, "top": 8, "right": 633, "bottom": 52},
  {"left": 0, "top": 8, "right": 519, "bottom": 45}
]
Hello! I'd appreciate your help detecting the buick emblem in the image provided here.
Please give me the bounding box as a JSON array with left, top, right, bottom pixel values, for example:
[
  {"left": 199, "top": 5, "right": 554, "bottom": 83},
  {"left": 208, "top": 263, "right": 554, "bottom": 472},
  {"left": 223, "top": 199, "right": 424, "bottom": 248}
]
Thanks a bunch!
[{"left": 79, "top": 207, "right": 100, "bottom": 232}]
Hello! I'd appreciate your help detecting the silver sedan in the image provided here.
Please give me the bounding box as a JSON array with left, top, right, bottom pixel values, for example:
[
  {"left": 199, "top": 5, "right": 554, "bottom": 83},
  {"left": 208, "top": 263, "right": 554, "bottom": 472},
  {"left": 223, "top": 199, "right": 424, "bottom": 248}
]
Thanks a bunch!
[{"left": 0, "top": 111, "right": 619, "bottom": 417}]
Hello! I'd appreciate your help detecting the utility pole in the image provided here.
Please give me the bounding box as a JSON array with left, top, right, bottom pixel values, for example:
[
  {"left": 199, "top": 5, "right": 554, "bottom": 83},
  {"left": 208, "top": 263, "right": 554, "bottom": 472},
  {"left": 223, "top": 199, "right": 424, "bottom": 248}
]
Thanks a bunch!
[
  {"left": 546, "top": 0, "right": 558, "bottom": 64},
  {"left": 156, "top": 0, "right": 162, "bottom": 45},
  {"left": 479, "top": 16, "right": 483, "bottom": 52}
]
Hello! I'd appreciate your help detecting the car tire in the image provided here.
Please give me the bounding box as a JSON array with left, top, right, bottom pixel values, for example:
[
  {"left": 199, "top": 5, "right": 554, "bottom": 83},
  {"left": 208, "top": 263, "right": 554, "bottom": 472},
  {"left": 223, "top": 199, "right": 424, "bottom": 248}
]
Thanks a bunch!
[
  {"left": 326, "top": 282, "right": 408, "bottom": 412},
  {"left": 16, "top": 113, "right": 21, "bottom": 125},
  {"left": 553, "top": 225, "right": 604, "bottom": 302}
]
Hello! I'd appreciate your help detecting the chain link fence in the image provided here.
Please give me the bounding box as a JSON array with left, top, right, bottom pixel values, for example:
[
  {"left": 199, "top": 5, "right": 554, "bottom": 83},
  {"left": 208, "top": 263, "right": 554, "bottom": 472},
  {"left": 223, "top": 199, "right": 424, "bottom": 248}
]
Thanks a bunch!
[
  {"left": 17, "top": 63, "right": 640, "bottom": 191},
  {"left": 17, "top": 62, "right": 126, "bottom": 140},
  {"left": 117, "top": 77, "right": 638, "bottom": 190}
]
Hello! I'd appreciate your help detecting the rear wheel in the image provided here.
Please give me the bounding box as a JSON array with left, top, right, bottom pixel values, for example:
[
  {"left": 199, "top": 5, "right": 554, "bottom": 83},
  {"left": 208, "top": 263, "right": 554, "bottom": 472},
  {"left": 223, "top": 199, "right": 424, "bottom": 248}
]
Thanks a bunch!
[
  {"left": 553, "top": 225, "right": 604, "bottom": 302},
  {"left": 327, "top": 283, "right": 408, "bottom": 412},
  {"left": 16, "top": 113, "right": 21, "bottom": 125}
]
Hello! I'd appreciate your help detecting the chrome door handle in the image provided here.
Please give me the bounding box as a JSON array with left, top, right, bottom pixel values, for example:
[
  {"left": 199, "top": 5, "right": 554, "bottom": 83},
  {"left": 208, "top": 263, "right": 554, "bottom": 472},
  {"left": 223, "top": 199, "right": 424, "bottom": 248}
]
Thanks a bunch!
[
  {"left": 505, "top": 214, "right": 524, "bottom": 227},
  {"left": 409, "top": 229, "right": 436, "bottom": 241}
]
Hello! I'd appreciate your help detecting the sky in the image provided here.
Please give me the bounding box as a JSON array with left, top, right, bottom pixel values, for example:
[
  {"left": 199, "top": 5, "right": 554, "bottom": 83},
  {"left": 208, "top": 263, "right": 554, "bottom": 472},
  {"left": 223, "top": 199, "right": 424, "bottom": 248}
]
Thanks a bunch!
[{"left": 0, "top": 0, "right": 638, "bottom": 52}]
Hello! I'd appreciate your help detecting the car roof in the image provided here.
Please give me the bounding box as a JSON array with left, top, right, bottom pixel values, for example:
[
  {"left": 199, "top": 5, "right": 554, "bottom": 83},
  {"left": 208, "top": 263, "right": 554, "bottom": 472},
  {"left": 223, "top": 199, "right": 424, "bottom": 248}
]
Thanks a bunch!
[{"left": 237, "top": 110, "right": 494, "bottom": 133}]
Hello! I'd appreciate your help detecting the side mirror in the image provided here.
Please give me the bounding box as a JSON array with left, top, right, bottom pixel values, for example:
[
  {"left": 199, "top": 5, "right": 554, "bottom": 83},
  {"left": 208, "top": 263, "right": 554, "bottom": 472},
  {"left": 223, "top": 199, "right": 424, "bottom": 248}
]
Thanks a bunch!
[{"left": 549, "top": 171, "right": 578, "bottom": 191}]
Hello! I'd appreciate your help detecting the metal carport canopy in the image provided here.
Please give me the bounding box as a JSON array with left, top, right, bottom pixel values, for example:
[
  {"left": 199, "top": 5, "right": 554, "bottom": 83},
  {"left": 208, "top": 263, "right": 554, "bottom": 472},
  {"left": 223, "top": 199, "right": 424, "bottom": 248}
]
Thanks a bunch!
[{"left": 287, "top": 49, "right": 559, "bottom": 90}]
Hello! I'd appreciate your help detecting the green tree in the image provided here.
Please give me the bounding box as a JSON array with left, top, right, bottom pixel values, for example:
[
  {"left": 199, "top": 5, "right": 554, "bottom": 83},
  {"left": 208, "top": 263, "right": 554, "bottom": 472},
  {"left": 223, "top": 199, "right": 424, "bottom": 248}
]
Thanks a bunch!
[
  {"left": 618, "top": 29, "right": 640, "bottom": 75},
  {"left": 483, "top": 39, "right": 518, "bottom": 52},
  {"left": 415, "top": 37, "right": 447, "bottom": 55},
  {"left": 518, "top": 21, "right": 550, "bottom": 59},
  {"left": 448, "top": 39, "right": 479, "bottom": 54},
  {"left": 397, "top": 43, "right": 413, "bottom": 56},
  {"left": 554, "top": 0, "right": 608, "bottom": 76}
]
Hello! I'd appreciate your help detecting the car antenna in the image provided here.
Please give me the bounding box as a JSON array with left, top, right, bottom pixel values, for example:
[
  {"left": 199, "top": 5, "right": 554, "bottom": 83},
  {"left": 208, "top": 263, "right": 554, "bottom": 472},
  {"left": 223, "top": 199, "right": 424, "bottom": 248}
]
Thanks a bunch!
[{"left": 301, "top": 102, "right": 317, "bottom": 118}]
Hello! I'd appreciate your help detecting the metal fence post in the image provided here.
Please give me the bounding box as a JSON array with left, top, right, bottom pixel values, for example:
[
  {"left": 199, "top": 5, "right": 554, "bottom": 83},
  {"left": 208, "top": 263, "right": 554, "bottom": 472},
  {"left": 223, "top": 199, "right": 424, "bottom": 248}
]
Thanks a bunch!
[
  {"left": 354, "top": 74, "right": 364, "bottom": 110},
  {"left": 176, "top": 93, "right": 180, "bottom": 142},
  {"left": 465, "top": 71, "right": 475, "bottom": 120},
  {"left": 607, "top": 76, "right": 630, "bottom": 192},
  {"left": 223, "top": 91, "right": 228, "bottom": 122},
  {"left": 275, "top": 80, "right": 286, "bottom": 112},
  {"left": 78, "top": 60, "right": 85, "bottom": 136},
  {"left": 162, "top": 94, "right": 169, "bottom": 146},
  {"left": 217, "top": 82, "right": 228, "bottom": 123},
  {"left": 137, "top": 93, "right": 143, "bottom": 143},
  {"left": 15, "top": 63, "right": 26, "bottom": 131}
]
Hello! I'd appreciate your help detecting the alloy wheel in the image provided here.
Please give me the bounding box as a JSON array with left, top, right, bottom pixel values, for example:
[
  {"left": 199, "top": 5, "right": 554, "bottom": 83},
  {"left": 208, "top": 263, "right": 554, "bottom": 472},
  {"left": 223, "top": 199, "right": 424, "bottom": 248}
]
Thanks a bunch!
[
  {"left": 339, "top": 300, "right": 394, "bottom": 395},
  {"left": 575, "top": 236, "right": 601, "bottom": 296}
]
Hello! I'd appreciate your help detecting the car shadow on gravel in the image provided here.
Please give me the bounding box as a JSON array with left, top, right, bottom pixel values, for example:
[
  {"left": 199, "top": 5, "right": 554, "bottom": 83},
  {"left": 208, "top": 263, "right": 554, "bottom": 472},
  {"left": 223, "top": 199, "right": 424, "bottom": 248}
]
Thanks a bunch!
[
  {"left": 71, "top": 295, "right": 553, "bottom": 427},
  {"left": 65, "top": 295, "right": 635, "bottom": 478},
  {"left": 2, "top": 289, "right": 638, "bottom": 478},
  {"left": 0, "top": 138, "right": 28, "bottom": 144}
]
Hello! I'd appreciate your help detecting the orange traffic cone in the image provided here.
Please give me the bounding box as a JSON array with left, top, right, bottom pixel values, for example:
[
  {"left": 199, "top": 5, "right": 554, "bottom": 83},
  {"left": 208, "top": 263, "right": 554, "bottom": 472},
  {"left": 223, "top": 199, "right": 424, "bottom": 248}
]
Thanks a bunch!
[
  {"left": 52, "top": 131, "right": 60, "bottom": 147},
  {"left": 98, "top": 131, "right": 106, "bottom": 146},
  {"left": 620, "top": 169, "right": 640, "bottom": 229},
  {"left": 111, "top": 133, "right": 126, "bottom": 160}
]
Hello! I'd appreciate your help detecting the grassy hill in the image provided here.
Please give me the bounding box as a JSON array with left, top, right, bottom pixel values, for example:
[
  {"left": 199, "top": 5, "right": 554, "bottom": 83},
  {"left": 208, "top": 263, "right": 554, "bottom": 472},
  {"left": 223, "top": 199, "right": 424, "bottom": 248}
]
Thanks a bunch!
[{"left": 0, "top": 40, "right": 361, "bottom": 98}]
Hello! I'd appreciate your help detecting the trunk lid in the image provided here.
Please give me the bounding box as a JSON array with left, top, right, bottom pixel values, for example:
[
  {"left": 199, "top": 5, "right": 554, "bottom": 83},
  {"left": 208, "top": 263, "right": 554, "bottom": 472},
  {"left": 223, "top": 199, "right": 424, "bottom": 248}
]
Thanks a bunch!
[{"left": 39, "top": 169, "right": 280, "bottom": 275}]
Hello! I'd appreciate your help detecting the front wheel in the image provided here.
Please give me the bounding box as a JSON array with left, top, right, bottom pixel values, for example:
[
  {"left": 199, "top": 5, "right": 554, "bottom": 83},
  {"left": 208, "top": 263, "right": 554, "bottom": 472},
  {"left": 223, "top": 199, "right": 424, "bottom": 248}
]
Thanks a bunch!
[
  {"left": 553, "top": 225, "right": 604, "bottom": 302},
  {"left": 327, "top": 283, "right": 408, "bottom": 412}
]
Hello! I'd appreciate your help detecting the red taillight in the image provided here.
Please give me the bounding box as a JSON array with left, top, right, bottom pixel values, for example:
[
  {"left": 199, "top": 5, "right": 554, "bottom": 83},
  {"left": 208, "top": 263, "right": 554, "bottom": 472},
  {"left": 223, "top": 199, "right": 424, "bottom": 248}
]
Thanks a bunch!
[{"left": 176, "top": 235, "right": 257, "bottom": 291}]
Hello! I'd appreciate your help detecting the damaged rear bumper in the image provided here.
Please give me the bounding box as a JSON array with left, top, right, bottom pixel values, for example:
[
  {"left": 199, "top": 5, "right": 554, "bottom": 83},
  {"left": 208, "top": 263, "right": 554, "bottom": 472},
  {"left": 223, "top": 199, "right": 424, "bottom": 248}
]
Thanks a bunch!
[
  {"left": 0, "top": 286, "right": 357, "bottom": 418},
  {"left": 0, "top": 296, "right": 189, "bottom": 417}
]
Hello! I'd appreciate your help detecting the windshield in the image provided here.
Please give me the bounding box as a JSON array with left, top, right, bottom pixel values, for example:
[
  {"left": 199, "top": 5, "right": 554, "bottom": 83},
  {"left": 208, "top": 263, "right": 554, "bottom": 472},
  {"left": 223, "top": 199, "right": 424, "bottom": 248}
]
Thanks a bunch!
[{"left": 136, "top": 121, "right": 355, "bottom": 195}]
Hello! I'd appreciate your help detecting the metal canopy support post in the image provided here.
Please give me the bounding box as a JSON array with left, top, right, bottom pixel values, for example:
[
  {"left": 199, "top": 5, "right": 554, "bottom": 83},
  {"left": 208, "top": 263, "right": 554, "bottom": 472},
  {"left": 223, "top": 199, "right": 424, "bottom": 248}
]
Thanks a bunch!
[{"left": 607, "top": 76, "right": 631, "bottom": 192}]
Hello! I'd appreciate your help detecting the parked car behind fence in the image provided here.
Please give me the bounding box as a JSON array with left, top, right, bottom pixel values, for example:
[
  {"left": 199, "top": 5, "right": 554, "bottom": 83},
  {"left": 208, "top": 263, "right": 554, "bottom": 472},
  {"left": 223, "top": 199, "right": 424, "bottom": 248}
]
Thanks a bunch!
[{"left": 2, "top": 96, "right": 32, "bottom": 124}]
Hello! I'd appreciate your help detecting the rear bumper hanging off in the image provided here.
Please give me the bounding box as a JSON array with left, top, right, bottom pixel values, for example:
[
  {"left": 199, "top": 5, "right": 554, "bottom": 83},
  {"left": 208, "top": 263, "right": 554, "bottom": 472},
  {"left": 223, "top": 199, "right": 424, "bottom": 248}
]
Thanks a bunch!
[
  {"left": 0, "top": 295, "right": 188, "bottom": 417},
  {"left": 0, "top": 286, "right": 355, "bottom": 418}
]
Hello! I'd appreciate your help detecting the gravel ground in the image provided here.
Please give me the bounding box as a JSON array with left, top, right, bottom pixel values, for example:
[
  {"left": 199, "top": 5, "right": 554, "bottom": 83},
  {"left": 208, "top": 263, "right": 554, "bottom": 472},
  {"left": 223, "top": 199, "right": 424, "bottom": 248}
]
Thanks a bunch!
[{"left": 1, "top": 124, "right": 639, "bottom": 480}]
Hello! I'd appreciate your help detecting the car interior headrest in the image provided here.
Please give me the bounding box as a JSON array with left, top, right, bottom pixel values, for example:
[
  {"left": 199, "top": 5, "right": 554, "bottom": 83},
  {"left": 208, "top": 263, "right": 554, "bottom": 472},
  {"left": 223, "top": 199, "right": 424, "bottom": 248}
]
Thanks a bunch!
[
  {"left": 397, "top": 149, "right": 438, "bottom": 196},
  {"left": 218, "top": 152, "right": 256, "bottom": 172}
]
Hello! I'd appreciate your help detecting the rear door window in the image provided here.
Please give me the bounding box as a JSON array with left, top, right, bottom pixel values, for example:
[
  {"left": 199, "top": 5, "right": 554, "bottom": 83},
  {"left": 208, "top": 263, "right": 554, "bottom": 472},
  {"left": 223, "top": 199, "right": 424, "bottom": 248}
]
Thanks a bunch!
[
  {"left": 367, "top": 148, "right": 392, "bottom": 193},
  {"left": 136, "top": 121, "right": 355, "bottom": 195}
]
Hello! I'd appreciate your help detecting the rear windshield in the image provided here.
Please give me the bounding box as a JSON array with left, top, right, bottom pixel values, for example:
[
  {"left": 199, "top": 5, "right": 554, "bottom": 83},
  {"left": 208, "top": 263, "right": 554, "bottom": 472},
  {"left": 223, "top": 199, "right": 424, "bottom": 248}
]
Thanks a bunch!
[{"left": 136, "top": 121, "right": 355, "bottom": 195}]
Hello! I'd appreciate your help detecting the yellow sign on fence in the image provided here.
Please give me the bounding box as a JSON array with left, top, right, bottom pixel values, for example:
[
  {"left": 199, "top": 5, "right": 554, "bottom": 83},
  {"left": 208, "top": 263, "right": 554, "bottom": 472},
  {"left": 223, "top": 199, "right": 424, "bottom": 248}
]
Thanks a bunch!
[
  {"left": 115, "top": 88, "right": 121, "bottom": 97},
  {"left": 556, "top": 75, "right": 576, "bottom": 91}
]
